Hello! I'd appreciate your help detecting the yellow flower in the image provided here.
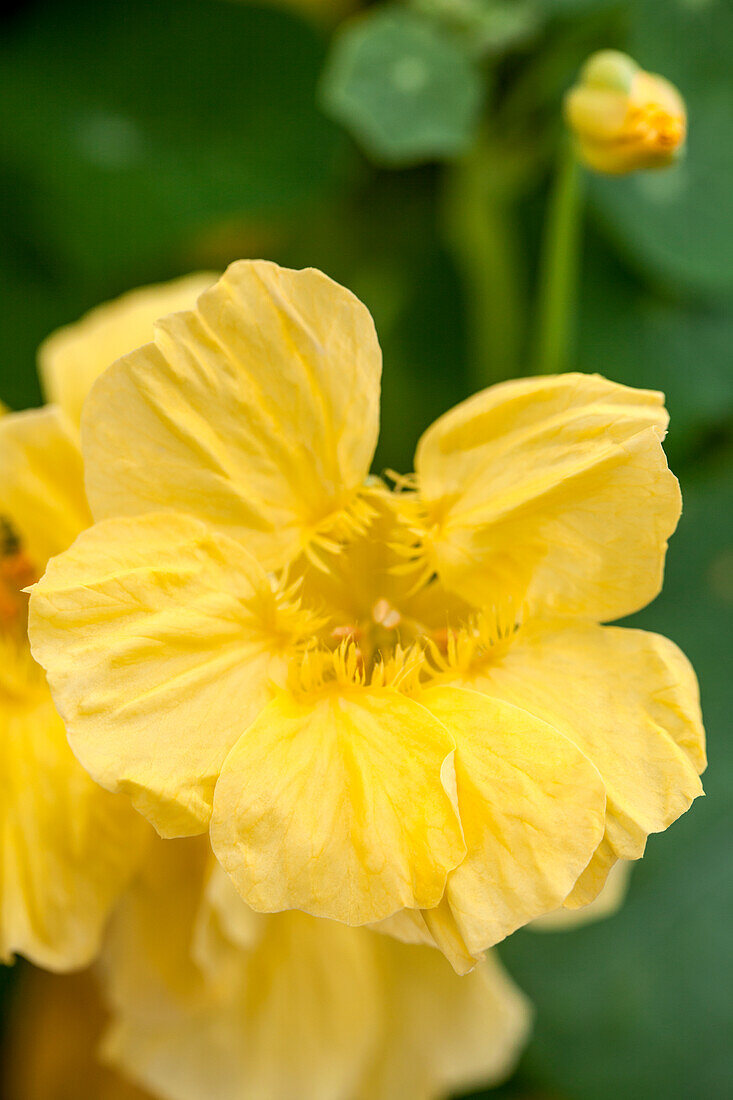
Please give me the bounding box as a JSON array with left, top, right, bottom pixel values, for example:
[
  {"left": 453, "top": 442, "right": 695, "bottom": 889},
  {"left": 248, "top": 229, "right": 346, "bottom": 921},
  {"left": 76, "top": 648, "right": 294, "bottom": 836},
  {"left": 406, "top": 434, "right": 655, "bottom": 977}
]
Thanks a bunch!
[
  {"left": 0, "top": 407, "right": 146, "bottom": 968},
  {"left": 28, "top": 260, "right": 705, "bottom": 972},
  {"left": 564, "top": 50, "right": 687, "bottom": 175},
  {"left": 0, "top": 273, "right": 214, "bottom": 969},
  {"left": 98, "top": 836, "right": 530, "bottom": 1100}
]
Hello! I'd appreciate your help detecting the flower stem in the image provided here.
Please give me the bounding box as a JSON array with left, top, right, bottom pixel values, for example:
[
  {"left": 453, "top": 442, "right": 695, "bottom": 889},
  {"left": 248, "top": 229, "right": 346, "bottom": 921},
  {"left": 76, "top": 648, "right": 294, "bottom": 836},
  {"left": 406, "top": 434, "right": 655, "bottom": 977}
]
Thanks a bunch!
[
  {"left": 533, "top": 137, "right": 583, "bottom": 375},
  {"left": 443, "top": 135, "right": 523, "bottom": 390}
]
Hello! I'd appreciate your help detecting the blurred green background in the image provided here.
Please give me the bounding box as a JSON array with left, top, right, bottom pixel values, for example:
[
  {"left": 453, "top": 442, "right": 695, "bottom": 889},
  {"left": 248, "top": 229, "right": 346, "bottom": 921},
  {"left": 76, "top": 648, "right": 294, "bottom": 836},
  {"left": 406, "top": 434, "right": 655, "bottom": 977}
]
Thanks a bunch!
[{"left": 0, "top": 1, "right": 731, "bottom": 1097}]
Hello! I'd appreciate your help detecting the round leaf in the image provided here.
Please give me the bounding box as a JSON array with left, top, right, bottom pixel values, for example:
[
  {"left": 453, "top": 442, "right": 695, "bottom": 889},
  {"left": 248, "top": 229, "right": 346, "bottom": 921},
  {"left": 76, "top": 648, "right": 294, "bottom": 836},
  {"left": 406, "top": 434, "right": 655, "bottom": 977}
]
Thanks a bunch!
[{"left": 321, "top": 6, "right": 483, "bottom": 164}]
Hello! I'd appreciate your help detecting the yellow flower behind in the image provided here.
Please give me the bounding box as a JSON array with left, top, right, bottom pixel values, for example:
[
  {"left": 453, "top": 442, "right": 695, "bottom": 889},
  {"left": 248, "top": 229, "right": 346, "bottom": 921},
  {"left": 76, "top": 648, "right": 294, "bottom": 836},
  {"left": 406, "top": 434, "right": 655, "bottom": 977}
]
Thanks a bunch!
[
  {"left": 565, "top": 50, "right": 686, "bottom": 175},
  {"left": 1, "top": 273, "right": 215, "bottom": 970},
  {"left": 0, "top": 407, "right": 147, "bottom": 969},
  {"left": 28, "top": 260, "right": 705, "bottom": 973},
  {"left": 99, "top": 836, "right": 530, "bottom": 1100},
  {"left": 38, "top": 273, "right": 218, "bottom": 431}
]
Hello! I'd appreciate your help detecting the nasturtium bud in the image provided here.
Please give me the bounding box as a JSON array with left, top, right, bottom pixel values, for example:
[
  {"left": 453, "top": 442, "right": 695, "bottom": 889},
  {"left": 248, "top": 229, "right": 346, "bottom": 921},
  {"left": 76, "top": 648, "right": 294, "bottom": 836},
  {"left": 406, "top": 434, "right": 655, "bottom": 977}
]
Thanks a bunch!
[{"left": 564, "top": 50, "right": 686, "bottom": 175}]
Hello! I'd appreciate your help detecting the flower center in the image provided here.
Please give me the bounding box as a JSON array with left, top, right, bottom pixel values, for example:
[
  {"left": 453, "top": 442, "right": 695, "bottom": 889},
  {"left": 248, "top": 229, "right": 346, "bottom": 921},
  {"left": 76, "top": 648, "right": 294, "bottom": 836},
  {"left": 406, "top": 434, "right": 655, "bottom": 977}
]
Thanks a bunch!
[{"left": 326, "top": 586, "right": 440, "bottom": 673}]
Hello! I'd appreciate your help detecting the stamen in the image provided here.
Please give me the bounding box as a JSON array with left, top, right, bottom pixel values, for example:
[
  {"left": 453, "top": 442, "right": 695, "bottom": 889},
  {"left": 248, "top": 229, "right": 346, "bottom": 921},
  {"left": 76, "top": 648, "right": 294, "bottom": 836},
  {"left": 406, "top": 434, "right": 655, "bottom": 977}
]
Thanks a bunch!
[
  {"left": 253, "top": 568, "right": 325, "bottom": 652},
  {"left": 630, "top": 104, "right": 683, "bottom": 146},
  {"left": 384, "top": 469, "right": 419, "bottom": 494},
  {"left": 306, "top": 489, "right": 381, "bottom": 558},
  {"left": 291, "top": 639, "right": 428, "bottom": 698},
  {"left": 428, "top": 601, "right": 523, "bottom": 677}
]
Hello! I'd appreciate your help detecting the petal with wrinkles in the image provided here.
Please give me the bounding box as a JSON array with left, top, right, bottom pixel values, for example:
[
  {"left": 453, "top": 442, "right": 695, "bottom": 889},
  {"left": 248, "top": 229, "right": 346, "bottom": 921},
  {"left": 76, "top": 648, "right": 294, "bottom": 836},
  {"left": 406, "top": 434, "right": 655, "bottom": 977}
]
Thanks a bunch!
[
  {"left": 0, "top": 407, "right": 90, "bottom": 569},
  {"left": 470, "top": 621, "right": 705, "bottom": 907},
  {"left": 416, "top": 685, "right": 607, "bottom": 958},
  {"left": 210, "top": 687, "right": 465, "bottom": 925},
  {"left": 28, "top": 513, "right": 301, "bottom": 837},
  {"left": 102, "top": 839, "right": 380, "bottom": 1100},
  {"left": 101, "top": 837, "right": 529, "bottom": 1100},
  {"left": 82, "top": 260, "right": 382, "bottom": 570},
  {"left": 415, "top": 373, "right": 680, "bottom": 621},
  {"left": 361, "top": 940, "right": 531, "bottom": 1100},
  {"left": 1, "top": 688, "right": 147, "bottom": 970}
]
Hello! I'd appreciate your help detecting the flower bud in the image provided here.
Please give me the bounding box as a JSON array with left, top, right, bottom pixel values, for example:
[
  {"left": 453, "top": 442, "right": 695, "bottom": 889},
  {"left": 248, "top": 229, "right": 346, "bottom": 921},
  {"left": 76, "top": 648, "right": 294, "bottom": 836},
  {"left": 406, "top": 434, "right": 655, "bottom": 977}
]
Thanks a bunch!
[{"left": 564, "top": 50, "right": 686, "bottom": 175}]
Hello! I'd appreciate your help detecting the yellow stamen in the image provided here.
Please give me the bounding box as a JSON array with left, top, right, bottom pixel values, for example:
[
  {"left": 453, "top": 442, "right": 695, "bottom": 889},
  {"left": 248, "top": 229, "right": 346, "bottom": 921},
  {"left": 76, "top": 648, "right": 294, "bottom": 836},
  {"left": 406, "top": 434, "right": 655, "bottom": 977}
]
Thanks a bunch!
[
  {"left": 291, "top": 638, "right": 428, "bottom": 697},
  {"left": 428, "top": 604, "right": 523, "bottom": 677}
]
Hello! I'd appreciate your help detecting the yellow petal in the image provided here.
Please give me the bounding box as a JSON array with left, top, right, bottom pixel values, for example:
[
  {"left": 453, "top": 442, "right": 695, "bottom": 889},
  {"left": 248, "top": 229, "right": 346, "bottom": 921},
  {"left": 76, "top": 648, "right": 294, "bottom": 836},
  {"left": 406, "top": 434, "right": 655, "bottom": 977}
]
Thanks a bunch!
[
  {"left": 552, "top": 832, "right": 618, "bottom": 910},
  {"left": 28, "top": 513, "right": 296, "bottom": 837},
  {"left": 102, "top": 836, "right": 529, "bottom": 1100},
  {"left": 38, "top": 273, "right": 218, "bottom": 430},
  {"left": 102, "top": 838, "right": 381, "bottom": 1100},
  {"left": 1, "top": 688, "right": 147, "bottom": 970},
  {"left": 360, "top": 940, "right": 531, "bottom": 1100},
  {"left": 82, "top": 260, "right": 382, "bottom": 570},
  {"left": 191, "top": 862, "right": 265, "bottom": 988},
  {"left": 415, "top": 685, "right": 607, "bottom": 959},
  {"left": 470, "top": 621, "right": 705, "bottom": 906},
  {"left": 415, "top": 373, "right": 680, "bottom": 621},
  {"left": 371, "top": 897, "right": 479, "bottom": 976},
  {"left": 210, "top": 687, "right": 466, "bottom": 924},
  {"left": 0, "top": 407, "right": 90, "bottom": 569},
  {"left": 101, "top": 837, "right": 210, "bottom": 1012}
]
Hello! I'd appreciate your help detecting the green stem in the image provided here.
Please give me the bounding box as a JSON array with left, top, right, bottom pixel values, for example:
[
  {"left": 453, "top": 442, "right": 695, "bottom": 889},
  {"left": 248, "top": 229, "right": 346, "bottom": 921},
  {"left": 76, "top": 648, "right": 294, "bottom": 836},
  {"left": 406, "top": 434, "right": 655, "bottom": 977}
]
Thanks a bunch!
[
  {"left": 533, "top": 138, "right": 583, "bottom": 375},
  {"left": 443, "top": 136, "right": 523, "bottom": 390}
]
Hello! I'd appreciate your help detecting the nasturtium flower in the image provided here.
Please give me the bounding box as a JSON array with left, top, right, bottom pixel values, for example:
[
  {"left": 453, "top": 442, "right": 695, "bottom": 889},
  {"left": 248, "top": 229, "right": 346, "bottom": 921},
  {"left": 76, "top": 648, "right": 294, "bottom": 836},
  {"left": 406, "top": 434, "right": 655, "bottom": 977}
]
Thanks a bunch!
[
  {"left": 99, "top": 836, "right": 530, "bottom": 1100},
  {"left": 28, "top": 260, "right": 705, "bottom": 972},
  {"left": 0, "top": 407, "right": 147, "bottom": 969},
  {"left": 1, "top": 273, "right": 215, "bottom": 970},
  {"left": 565, "top": 50, "right": 686, "bottom": 175}
]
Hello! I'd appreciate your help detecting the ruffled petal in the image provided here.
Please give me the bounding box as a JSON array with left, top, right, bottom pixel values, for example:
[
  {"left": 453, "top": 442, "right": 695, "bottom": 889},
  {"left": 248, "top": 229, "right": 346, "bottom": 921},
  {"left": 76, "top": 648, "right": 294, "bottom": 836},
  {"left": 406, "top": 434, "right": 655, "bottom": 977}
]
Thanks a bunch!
[
  {"left": 469, "top": 621, "right": 705, "bottom": 907},
  {"left": 360, "top": 939, "right": 531, "bottom": 1100},
  {"left": 28, "top": 513, "right": 300, "bottom": 837},
  {"left": 102, "top": 837, "right": 529, "bottom": 1100},
  {"left": 38, "top": 273, "right": 217, "bottom": 430},
  {"left": 1, "top": 688, "right": 147, "bottom": 971},
  {"left": 82, "top": 260, "right": 382, "bottom": 570},
  {"left": 414, "top": 685, "right": 607, "bottom": 959},
  {"left": 0, "top": 407, "right": 90, "bottom": 568},
  {"left": 371, "top": 898, "right": 478, "bottom": 976},
  {"left": 102, "top": 839, "right": 381, "bottom": 1100},
  {"left": 415, "top": 373, "right": 680, "bottom": 621},
  {"left": 210, "top": 687, "right": 465, "bottom": 925}
]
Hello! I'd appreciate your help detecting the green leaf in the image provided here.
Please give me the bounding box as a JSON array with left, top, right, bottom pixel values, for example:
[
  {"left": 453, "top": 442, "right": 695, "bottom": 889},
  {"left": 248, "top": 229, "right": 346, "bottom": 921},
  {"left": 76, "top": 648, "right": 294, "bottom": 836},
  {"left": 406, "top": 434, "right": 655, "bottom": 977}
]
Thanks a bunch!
[
  {"left": 589, "top": 0, "right": 733, "bottom": 297},
  {"left": 0, "top": 0, "right": 342, "bottom": 286},
  {"left": 575, "top": 237, "right": 733, "bottom": 467},
  {"left": 321, "top": 6, "right": 483, "bottom": 165},
  {"left": 409, "top": 0, "right": 541, "bottom": 60}
]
